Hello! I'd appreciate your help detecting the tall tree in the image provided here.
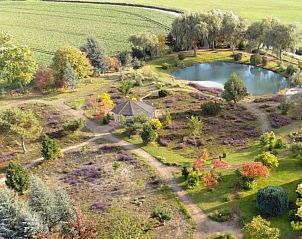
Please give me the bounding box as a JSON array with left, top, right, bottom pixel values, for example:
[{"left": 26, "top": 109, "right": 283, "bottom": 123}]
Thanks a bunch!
[
  {"left": 129, "top": 32, "right": 160, "bottom": 59},
  {"left": 171, "top": 12, "right": 207, "bottom": 57},
  {"left": 199, "top": 9, "right": 225, "bottom": 50},
  {"left": 52, "top": 45, "right": 92, "bottom": 80},
  {"left": 0, "top": 46, "right": 36, "bottom": 88},
  {"left": 63, "top": 62, "right": 79, "bottom": 90},
  {"left": 222, "top": 73, "right": 247, "bottom": 104},
  {"left": 264, "top": 20, "right": 298, "bottom": 61},
  {"left": 80, "top": 37, "right": 108, "bottom": 74},
  {"left": 222, "top": 12, "right": 247, "bottom": 53},
  {"left": 0, "top": 108, "right": 42, "bottom": 153}
]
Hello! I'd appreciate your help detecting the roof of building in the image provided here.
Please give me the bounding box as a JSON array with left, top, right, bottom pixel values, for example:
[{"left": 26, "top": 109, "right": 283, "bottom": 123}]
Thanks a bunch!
[{"left": 111, "top": 100, "right": 156, "bottom": 117}]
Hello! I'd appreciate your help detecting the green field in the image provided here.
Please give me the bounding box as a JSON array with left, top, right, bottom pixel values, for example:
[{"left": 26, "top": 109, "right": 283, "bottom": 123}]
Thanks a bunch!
[
  {"left": 0, "top": 1, "right": 174, "bottom": 64},
  {"left": 77, "top": 0, "right": 302, "bottom": 25}
]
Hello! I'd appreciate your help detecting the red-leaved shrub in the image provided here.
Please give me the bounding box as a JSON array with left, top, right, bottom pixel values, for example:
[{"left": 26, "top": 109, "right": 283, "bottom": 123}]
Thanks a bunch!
[
  {"left": 203, "top": 171, "right": 219, "bottom": 187},
  {"left": 212, "top": 159, "right": 229, "bottom": 169},
  {"left": 34, "top": 68, "right": 55, "bottom": 90},
  {"left": 241, "top": 162, "right": 269, "bottom": 179}
]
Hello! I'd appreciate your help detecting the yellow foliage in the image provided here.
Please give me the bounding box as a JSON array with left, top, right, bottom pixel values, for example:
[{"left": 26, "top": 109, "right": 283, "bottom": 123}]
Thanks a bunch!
[
  {"left": 52, "top": 45, "right": 92, "bottom": 79},
  {"left": 99, "top": 93, "right": 114, "bottom": 114}
]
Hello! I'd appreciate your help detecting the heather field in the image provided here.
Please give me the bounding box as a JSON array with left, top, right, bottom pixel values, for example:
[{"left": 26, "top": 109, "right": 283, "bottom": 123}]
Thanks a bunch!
[{"left": 0, "top": 1, "right": 174, "bottom": 64}]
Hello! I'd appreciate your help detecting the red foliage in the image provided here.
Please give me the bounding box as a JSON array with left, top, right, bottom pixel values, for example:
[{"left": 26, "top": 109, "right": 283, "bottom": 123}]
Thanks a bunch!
[
  {"left": 55, "top": 79, "right": 67, "bottom": 89},
  {"left": 62, "top": 207, "right": 97, "bottom": 239},
  {"left": 34, "top": 68, "right": 55, "bottom": 90},
  {"left": 211, "top": 159, "right": 229, "bottom": 169},
  {"left": 105, "top": 56, "right": 120, "bottom": 71},
  {"left": 194, "top": 148, "right": 208, "bottom": 171},
  {"left": 203, "top": 171, "right": 219, "bottom": 187},
  {"left": 241, "top": 162, "right": 269, "bottom": 179}
]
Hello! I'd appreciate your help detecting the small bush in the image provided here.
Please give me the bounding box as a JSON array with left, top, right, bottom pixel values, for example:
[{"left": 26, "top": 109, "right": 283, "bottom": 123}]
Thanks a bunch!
[
  {"left": 201, "top": 102, "right": 222, "bottom": 116},
  {"left": 181, "top": 167, "right": 190, "bottom": 180},
  {"left": 101, "top": 114, "right": 111, "bottom": 125},
  {"left": 250, "top": 54, "right": 262, "bottom": 66},
  {"left": 256, "top": 186, "right": 289, "bottom": 217},
  {"left": 161, "top": 63, "right": 171, "bottom": 70},
  {"left": 243, "top": 215, "right": 280, "bottom": 239},
  {"left": 150, "top": 118, "right": 162, "bottom": 130},
  {"left": 233, "top": 53, "right": 242, "bottom": 61},
  {"left": 158, "top": 89, "right": 169, "bottom": 97},
  {"left": 286, "top": 64, "right": 299, "bottom": 76},
  {"left": 259, "top": 131, "right": 276, "bottom": 147},
  {"left": 41, "top": 135, "right": 63, "bottom": 161},
  {"left": 255, "top": 152, "right": 279, "bottom": 168},
  {"left": 208, "top": 209, "right": 232, "bottom": 222},
  {"left": 262, "top": 56, "right": 268, "bottom": 66},
  {"left": 141, "top": 124, "right": 158, "bottom": 144},
  {"left": 186, "top": 170, "right": 200, "bottom": 189},
  {"left": 242, "top": 179, "right": 256, "bottom": 191},
  {"left": 274, "top": 138, "right": 286, "bottom": 149},
  {"left": 63, "top": 118, "right": 85, "bottom": 132},
  {"left": 279, "top": 100, "right": 290, "bottom": 115},
  {"left": 178, "top": 52, "right": 186, "bottom": 61},
  {"left": 5, "top": 161, "right": 30, "bottom": 194},
  {"left": 132, "top": 58, "right": 145, "bottom": 69},
  {"left": 298, "top": 61, "right": 302, "bottom": 69},
  {"left": 291, "top": 142, "right": 302, "bottom": 159},
  {"left": 151, "top": 207, "right": 172, "bottom": 224}
]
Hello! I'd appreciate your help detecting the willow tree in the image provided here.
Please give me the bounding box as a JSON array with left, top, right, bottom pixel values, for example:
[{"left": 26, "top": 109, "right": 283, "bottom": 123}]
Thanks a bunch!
[
  {"left": 199, "top": 9, "right": 225, "bottom": 50},
  {"left": 171, "top": 12, "right": 207, "bottom": 57},
  {"left": 264, "top": 20, "right": 298, "bottom": 61},
  {"left": 222, "top": 12, "right": 247, "bottom": 54},
  {"left": 246, "top": 18, "right": 279, "bottom": 52}
]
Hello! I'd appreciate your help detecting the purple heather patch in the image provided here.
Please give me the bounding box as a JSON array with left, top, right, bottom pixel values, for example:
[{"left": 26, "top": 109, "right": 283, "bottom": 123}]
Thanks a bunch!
[{"left": 62, "top": 165, "right": 101, "bottom": 186}]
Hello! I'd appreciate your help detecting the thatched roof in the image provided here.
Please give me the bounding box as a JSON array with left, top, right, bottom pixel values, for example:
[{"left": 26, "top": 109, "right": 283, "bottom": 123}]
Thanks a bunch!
[{"left": 111, "top": 100, "right": 155, "bottom": 117}]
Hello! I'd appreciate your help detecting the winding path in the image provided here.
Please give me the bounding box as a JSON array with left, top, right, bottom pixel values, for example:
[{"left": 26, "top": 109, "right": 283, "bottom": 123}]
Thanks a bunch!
[
  {"left": 0, "top": 98, "right": 242, "bottom": 238},
  {"left": 240, "top": 99, "right": 272, "bottom": 133}
]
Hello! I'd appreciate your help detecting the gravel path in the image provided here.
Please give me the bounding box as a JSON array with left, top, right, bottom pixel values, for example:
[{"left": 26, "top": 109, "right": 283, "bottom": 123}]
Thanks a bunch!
[{"left": 240, "top": 100, "right": 272, "bottom": 133}]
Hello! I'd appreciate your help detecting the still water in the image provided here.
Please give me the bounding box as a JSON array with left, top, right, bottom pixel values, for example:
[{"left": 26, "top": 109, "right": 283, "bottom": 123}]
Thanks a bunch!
[{"left": 174, "top": 62, "right": 288, "bottom": 96}]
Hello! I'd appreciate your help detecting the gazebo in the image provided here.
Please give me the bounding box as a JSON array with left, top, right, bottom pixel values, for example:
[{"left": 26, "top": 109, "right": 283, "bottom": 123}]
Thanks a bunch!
[{"left": 111, "top": 100, "right": 158, "bottom": 122}]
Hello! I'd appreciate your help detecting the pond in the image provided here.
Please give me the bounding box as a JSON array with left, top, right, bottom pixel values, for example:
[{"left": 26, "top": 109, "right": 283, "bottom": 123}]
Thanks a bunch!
[{"left": 173, "top": 62, "right": 288, "bottom": 96}]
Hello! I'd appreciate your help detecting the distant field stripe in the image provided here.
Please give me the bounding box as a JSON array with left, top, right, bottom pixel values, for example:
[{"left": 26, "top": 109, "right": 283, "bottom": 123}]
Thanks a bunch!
[
  {"left": 40, "top": 0, "right": 172, "bottom": 30},
  {"left": 31, "top": 48, "right": 55, "bottom": 55}
]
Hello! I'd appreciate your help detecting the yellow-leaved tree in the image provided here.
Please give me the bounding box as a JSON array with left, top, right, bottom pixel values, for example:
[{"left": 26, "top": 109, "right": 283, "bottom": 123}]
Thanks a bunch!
[
  {"left": 99, "top": 93, "right": 114, "bottom": 115},
  {"left": 52, "top": 45, "right": 92, "bottom": 80}
]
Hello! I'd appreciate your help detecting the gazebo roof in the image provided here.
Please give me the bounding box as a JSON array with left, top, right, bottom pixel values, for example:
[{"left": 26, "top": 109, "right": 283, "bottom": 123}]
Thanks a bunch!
[{"left": 111, "top": 100, "right": 155, "bottom": 117}]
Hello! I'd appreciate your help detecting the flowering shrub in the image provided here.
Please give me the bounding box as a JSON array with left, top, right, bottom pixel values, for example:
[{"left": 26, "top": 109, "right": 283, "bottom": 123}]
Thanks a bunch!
[
  {"left": 241, "top": 162, "right": 269, "bottom": 179},
  {"left": 190, "top": 92, "right": 208, "bottom": 100},
  {"left": 270, "top": 113, "right": 292, "bottom": 128},
  {"left": 203, "top": 171, "right": 219, "bottom": 187},
  {"left": 212, "top": 160, "right": 229, "bottom": 169},
  {"left": 255, "top": 152, "right": 279, "bottom": 168},
  {"left": 194, "top": 148, "right": 208, "bottom": 171},
  {"left": 188, "top": 82, "right": 223, "bottom": 95}
]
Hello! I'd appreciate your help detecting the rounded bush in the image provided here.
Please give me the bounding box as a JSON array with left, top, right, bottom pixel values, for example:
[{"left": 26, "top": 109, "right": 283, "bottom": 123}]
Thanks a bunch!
[
  {"left": 178, "top": 52, "right": 186, "bottom": 61},
  {"left": 256, "top": 186, "right": 289, "bottom": 217},
  {"left": 201, "top": 102, "right": 222, "bottom": 116},
  {"left": 233, "top": 53, "right": 242, "bottom": 61},
  {"left": 286, "top": 64, "right": 299, "bottom": 76},
  {"left": 255, "top": 152, "right": 279, "bottom": 168},
  {"left": 250, "top": 54, "right": 262, "bottom": 66},
  {"left": 158, "top": 89, "right": 169, "bottom": 97}
]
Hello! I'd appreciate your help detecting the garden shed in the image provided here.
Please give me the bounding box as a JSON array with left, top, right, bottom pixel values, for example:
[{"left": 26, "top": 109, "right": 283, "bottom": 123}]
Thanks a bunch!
[{"left": 111, "top": 100, "right": 158, "bottom": 122}]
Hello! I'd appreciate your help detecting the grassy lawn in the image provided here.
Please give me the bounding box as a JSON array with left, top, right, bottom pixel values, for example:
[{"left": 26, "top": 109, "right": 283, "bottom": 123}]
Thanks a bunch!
[
  {"left": 0, "top": 1, "right": 174, "bottom": 65},
  {"left": 74, "top": 0, "right": 302, "bottom": 25},
  {"left": 65, "top": 97, "right": 85, "bottom": 110},
  {"left": 114, "top": 129, "right": 193, "bottom": 166}
]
